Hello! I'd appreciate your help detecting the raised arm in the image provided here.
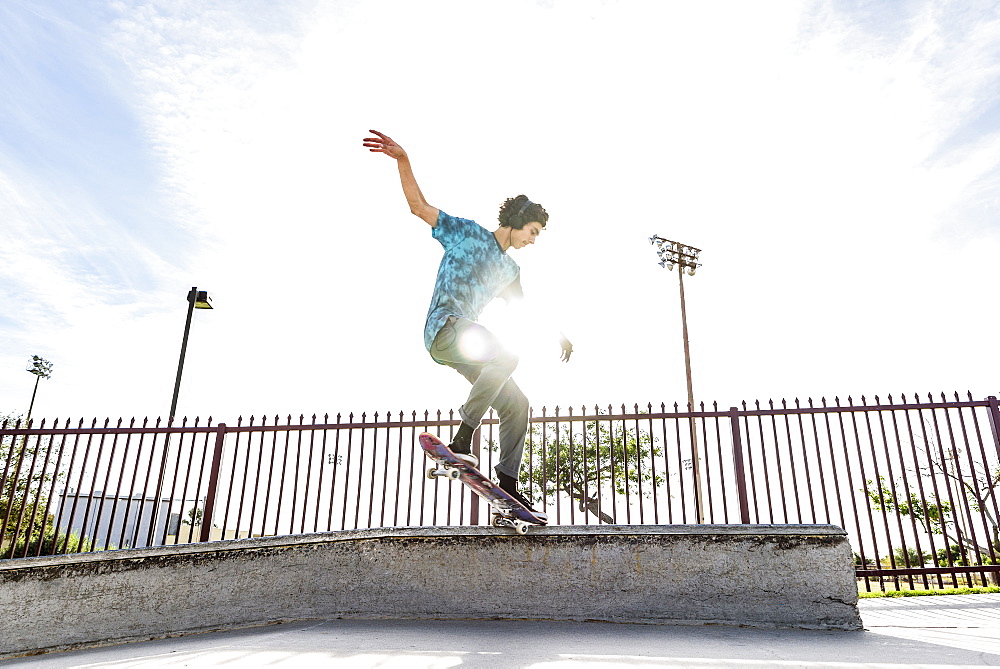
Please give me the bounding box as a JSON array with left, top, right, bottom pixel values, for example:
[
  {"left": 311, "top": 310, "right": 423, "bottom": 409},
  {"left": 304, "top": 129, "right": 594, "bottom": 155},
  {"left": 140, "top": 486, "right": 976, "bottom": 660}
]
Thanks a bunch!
[{"left": 363, "top": 129, "right": 440, "bottom": 227}]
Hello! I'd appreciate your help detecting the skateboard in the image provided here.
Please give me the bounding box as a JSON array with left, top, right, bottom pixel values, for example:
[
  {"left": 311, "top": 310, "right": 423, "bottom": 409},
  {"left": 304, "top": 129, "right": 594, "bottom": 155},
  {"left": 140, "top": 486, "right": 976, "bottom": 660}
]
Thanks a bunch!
[{"left": 418, "top": 432, "right": 547, "bottom": 535}]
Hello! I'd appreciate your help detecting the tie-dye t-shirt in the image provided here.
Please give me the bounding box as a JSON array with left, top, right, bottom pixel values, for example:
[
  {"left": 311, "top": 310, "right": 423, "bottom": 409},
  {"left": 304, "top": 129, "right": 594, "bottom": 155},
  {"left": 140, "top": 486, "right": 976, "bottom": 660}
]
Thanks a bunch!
[{"left": 423, "top": 211, "right": 521, "bottom": 356}]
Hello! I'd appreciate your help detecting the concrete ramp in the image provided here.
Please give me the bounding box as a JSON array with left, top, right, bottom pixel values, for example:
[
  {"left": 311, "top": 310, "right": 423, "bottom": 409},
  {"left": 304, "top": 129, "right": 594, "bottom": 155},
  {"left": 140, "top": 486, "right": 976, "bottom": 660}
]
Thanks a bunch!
[{"left": 0, "top": 525, "right": 861, "bottom": 658}]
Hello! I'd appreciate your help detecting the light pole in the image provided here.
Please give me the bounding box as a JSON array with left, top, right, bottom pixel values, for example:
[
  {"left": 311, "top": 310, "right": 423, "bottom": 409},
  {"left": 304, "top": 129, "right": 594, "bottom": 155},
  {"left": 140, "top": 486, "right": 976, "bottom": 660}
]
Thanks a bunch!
[
  {"left": 25, "top": 355, "right": 54, "bottom": 425},
  {"left": 649, "top": 235, "right": 705, "bottom": 523},
  {"left": 169, "top": 287, "right": 213, "bottom": 423}
]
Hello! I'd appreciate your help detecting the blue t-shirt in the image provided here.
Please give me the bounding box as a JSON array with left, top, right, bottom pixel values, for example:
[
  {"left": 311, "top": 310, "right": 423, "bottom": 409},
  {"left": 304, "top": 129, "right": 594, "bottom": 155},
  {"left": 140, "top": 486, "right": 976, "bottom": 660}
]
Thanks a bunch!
[{"left": 423, "top": 211, "right": 521, "bottom": 356}]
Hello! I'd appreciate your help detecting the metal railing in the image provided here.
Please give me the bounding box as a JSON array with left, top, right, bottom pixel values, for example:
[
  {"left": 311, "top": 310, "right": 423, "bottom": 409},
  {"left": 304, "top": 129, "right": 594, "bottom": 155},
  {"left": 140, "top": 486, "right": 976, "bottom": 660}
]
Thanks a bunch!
[{"left": 3, "top": 393, "right": 999, "bottom": 591}]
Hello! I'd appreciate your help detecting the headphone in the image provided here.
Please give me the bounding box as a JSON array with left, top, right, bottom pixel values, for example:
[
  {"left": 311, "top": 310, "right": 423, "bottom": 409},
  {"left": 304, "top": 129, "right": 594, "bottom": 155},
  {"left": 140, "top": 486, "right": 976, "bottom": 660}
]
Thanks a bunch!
[{"left": 508, "top": 198, "right": 534, "bottom": 230}]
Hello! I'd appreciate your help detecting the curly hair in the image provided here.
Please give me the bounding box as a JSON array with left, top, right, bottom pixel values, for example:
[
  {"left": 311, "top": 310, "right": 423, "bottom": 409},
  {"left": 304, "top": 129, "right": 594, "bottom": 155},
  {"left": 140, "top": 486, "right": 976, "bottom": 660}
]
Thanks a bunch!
[{"left": 498, "top": 194, "right": 548, "bottom": 229}]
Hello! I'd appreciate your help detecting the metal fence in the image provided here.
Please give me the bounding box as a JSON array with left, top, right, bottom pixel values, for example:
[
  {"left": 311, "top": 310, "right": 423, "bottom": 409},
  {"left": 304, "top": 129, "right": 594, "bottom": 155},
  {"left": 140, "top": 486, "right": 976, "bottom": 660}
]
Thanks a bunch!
[{"left": 3, "top": 393, "right": 999, "bottom": 591}]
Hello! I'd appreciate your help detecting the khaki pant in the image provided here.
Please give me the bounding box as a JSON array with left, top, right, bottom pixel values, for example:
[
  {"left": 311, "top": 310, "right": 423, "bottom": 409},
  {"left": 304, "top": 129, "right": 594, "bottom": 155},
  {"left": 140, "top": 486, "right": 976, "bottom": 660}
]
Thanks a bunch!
[{"left": 430, "top": 316, "right": 528, "bottom": 478}]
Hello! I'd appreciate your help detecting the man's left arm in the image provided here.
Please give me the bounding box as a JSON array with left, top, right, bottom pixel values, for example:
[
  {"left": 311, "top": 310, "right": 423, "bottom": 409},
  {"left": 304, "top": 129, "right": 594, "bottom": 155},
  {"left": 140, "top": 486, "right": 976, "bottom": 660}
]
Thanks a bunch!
[{"left": 501, "top": 280, "right": 574, "bottom": 362}]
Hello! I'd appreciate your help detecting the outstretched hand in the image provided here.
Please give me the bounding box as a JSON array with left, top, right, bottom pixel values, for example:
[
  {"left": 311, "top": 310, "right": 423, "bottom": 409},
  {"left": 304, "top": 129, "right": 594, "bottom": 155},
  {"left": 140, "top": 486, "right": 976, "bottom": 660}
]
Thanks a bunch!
[
  {"left": 560, "top": 335, "right": 574, "bottom": 363},
  {"left": 363, "top": 129, "right": 406, "bottom": 160}
]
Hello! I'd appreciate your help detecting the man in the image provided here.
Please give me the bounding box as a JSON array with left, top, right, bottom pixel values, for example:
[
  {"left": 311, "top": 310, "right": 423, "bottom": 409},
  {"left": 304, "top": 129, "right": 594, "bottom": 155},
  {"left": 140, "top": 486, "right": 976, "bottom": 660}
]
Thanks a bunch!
[{"left": 363, "top": 129, "right": 572, "bottom": 518}]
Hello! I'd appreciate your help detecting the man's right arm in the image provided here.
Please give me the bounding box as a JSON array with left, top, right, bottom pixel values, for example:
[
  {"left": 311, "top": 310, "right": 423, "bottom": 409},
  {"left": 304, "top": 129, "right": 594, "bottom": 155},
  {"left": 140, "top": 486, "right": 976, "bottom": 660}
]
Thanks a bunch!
[{"left": 364, "top": 129, "right": 440, "bottom": 227}]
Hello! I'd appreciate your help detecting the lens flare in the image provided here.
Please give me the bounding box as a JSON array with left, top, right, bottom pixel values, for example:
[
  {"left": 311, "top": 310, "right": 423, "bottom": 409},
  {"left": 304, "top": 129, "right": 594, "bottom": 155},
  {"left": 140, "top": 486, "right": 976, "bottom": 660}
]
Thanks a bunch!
[{"left": 458, "top": 326, "right": 495, "bottom": 363}]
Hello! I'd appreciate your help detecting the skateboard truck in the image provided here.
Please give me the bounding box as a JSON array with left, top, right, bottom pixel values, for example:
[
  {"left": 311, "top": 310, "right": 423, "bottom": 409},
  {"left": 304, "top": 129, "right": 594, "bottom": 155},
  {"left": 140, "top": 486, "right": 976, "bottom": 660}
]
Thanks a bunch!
[
  {"left": 426, "top": 464, "right": 462, "bottom": 481},
  {"left": 491, "top": 511, "right": 531, "bottom": 535}
]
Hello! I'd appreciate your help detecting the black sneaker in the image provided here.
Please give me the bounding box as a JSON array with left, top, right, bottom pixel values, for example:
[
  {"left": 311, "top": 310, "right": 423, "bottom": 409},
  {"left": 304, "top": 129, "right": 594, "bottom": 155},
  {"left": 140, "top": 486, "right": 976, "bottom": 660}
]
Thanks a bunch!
[
  {"left": 449, "top": 424, "right": 478, "bottom": 468},
  {"left": 497, "top": 473, "right": 548, "bottom": 522}
]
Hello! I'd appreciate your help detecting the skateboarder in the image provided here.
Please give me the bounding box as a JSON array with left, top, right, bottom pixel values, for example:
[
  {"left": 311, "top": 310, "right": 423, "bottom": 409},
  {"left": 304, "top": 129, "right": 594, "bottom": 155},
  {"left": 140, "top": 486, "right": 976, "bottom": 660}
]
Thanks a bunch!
[{"left": 364, "top": 129, "right": 572, "bottom": 518}]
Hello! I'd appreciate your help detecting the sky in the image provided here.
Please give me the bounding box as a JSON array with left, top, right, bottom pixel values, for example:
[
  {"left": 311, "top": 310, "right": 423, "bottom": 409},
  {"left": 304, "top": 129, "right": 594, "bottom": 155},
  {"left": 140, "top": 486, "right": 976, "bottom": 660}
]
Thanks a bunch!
[{"left": 1, "top": 0, "right": 999, "bottom": 425}]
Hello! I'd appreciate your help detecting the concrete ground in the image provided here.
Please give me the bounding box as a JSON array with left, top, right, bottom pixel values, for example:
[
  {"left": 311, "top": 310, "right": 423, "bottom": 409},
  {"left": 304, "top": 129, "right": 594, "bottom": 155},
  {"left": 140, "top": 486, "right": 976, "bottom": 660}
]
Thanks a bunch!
[{"left": 2, "top": 594, "right": 998, "bottom": 668}]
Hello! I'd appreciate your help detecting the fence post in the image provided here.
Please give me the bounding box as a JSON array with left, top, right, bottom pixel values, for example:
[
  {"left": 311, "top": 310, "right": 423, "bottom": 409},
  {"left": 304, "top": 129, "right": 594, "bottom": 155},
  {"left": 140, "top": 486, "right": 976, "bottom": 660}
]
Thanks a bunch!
[
  {"left": 729, "top": 407, "right": 751, "bottom": 524},
  {"left": 469, "top": 428, "right": 481, "bottom": 525},
  {"left": 199, "top": 424, "right": 227, "bottom": 543},
  {"left": 986, "top": 396, "right": 1000, "bottom": 462}
]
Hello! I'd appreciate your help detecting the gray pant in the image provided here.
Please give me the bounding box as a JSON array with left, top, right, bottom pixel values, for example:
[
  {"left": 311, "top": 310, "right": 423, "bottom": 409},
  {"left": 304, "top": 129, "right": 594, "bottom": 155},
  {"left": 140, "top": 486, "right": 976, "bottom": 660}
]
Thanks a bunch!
[{"left": 430, "top": 317, "right": 528, "bottom": 478}]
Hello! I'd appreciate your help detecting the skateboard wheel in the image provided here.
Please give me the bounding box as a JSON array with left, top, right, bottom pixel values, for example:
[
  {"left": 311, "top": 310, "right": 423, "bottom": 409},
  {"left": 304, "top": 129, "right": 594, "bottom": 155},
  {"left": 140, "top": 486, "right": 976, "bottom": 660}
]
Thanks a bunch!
[
  {"left": 426, "top": 467, "right": 438, "bottom": 480},
  {"left": 447, "top": 468, "right": 461, "bottom": 480}
]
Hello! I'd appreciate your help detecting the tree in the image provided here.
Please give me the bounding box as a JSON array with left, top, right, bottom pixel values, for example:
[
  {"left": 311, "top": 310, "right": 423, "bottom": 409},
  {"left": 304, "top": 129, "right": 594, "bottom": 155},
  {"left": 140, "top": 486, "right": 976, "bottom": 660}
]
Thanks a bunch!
[
  {"left": 1, "top": 412, "right": 66, "bottom": 558},
  {"left": 867, "top": 476, "right": 952, "bottom": 537},
  {"left": 853, "top": 552, "right": 878, "bottom": 568},
  {"left": 935, "top": 543, "right": 997, "bottom": 567},
  {"left": 865, "top": 423, "right": 1000, "bottom": 578},
  {"left": 183, "top": 506, "right": 204, "bottom": 526},
  {"left": 882, "top": 546, "right": 932, "bottom": 568},
  {"left": 491, "top": 410, "right": 664, "bottom": 523}
]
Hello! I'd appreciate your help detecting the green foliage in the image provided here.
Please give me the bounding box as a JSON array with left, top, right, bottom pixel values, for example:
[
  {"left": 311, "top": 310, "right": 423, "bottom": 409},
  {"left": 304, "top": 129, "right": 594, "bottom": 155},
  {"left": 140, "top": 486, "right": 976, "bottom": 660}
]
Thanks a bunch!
[
  {"left": 183, "top": 506, "right": 203, "bottom": 526},
  {"left": 180, "top": 505, "right": 217, "bottom": 530},
  {"left": 858, "top": 586, "right": 1000, "bottom": 598},
  {"left": 853, "top": 552, "right": 878, "bottom": 568},
  {"left": 492, "top": 414, "right": 664, "bottom": 523},
  {"left": 2, "top": 413, "right": 65, "bottom": 558},
  {"left": 881, "top": 546, "right": 932, "bottom": 568},
  {"left": 866, "top": 476, "right": 950, "bottom": 532},
  {"left": 934, "top": 544, "right": 997, "bottom": 567},
  {"left": 10, "top": 529, "right": 96, "bottom": 558},
  {"left": 865, "top": 440, "right": 1000, "bottom": 578}
]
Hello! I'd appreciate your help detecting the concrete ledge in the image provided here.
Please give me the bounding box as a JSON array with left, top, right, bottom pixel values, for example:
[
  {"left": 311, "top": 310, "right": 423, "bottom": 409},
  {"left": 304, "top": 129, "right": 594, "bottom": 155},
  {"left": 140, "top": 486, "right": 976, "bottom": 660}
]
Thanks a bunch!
[{"left": 0, "top": 524, "right": 861, "bottom": 658}]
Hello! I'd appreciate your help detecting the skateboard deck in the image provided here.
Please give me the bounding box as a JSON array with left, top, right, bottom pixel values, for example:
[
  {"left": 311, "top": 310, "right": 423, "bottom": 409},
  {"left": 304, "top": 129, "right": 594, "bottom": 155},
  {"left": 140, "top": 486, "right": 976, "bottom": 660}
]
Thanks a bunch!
[{"left": 418, "top": 432, "right": 547, "bottom": 534}]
